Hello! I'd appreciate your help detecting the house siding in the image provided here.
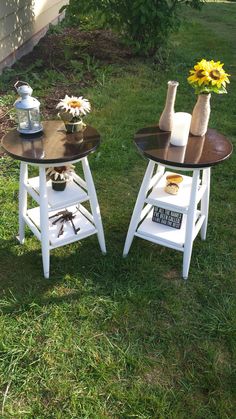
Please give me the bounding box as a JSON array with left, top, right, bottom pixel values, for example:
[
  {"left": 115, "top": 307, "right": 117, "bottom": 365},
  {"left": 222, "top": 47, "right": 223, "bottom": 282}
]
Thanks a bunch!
[{"left": 0, "top": 0, "right": 68, "bottom": 73}]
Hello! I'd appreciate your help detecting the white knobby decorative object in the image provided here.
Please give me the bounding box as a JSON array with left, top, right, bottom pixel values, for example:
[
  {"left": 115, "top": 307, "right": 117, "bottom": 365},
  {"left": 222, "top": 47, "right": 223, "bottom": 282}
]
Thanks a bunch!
[
  {"left": 159, "top": 81, "right": 179, "bottom": 131},
  {"left": 190, "top": 93, "right": 211, "bottom": 136}
]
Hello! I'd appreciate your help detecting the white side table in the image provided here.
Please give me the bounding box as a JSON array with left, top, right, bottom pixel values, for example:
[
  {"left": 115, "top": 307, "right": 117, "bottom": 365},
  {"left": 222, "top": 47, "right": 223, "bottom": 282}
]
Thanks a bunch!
[
  {"left": 2, "top": 121, "right": 106, "bottom": 278},
  {"left": 123, "top": 127, "right": 232, "bottom": 279}
]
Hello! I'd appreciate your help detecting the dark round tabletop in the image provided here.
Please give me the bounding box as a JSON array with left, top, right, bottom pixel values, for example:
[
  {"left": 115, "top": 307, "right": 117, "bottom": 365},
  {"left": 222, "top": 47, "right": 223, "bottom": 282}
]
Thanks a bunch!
[
  {"left": 134, "top": 126, "right": 233, "bottom": 168},
  {"left": 1, "top": 120, "right": 100, "bottom": 164}
]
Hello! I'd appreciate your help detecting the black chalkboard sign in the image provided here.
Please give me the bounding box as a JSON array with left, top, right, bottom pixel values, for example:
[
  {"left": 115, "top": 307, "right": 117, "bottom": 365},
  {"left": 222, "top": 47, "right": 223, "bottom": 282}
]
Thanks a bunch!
[{"left": 152, "top": 206, "right": 183, "bottom": 229}]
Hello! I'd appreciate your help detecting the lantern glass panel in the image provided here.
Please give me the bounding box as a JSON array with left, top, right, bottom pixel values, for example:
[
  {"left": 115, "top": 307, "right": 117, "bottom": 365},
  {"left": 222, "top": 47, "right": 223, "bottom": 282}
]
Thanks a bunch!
[
  {"left": 17, "top": 109, "right": 31, "bottom": 131},
  {"left": 17, "top": 107, "right": 41, "bottom": 132},
  {"left": 29, "top": 108, "right": 41, "bottom": 129}
]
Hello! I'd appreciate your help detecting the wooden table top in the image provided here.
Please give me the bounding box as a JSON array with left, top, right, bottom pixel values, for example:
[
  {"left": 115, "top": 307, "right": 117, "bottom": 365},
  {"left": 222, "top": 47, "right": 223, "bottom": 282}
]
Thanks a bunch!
[
  {"left": 134, "top": 126, "right": 233, "bottom": 168},
  {"left": 1, "top": 121, "right": 100, "bottom": 164}
]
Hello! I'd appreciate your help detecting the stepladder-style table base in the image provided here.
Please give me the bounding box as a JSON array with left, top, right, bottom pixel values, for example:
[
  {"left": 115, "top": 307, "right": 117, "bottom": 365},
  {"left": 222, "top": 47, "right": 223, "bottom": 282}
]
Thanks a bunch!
[
  {"left": 1, "top": 121, "right": 106, "bottom": 279},
  {"left": 123, "top": 161, "right": 211, "bottom": 279},
  {"left": 18, "top": 157, "right": 106, "bottom": 278}
]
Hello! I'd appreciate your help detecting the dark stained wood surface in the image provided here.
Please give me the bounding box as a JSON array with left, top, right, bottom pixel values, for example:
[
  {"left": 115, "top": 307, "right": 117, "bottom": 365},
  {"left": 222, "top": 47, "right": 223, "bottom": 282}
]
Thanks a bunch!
[
  {"left": 1, "top": 121, "right": 100, "bottom": 164},
  {"left": 134, "top": 126, "right": 233, "bottom": 168}
]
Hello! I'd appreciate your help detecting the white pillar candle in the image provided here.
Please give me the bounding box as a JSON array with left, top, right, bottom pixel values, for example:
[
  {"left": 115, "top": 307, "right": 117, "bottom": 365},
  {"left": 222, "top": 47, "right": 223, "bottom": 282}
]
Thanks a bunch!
[{"left": 170, "top": 112, "right": 192, "bottom": 146}]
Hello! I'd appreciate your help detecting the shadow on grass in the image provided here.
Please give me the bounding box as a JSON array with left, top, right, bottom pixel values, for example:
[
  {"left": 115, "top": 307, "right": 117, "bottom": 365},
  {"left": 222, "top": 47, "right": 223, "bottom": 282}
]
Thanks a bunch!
[
  {"left": 0, "top": 225, "right": 187, "bottom": 312},
  {"left": 0, "top": 217, "right": 234, "bottom": 330},
  {"left": 0, "top": 226, "right": 235, "bottom": 417}
]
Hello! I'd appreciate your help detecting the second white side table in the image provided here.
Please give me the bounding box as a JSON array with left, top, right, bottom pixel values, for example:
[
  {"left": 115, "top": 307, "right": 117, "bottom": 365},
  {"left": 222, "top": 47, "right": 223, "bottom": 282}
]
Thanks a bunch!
[{"left": 123, "top": 126, "right": 232, "bottom": 279}]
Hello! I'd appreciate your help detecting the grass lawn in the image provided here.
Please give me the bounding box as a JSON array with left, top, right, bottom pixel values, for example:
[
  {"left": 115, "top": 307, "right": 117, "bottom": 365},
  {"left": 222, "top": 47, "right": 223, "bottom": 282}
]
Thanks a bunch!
[{"left": 0, "top": 3, "right": 236, "bottom": 418}]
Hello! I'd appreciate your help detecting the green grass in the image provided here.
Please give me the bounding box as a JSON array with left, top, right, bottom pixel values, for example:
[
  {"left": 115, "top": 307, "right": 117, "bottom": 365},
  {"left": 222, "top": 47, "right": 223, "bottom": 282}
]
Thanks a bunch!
[{"left": 0, "top": 3, "right": 236, "bottom": 417}]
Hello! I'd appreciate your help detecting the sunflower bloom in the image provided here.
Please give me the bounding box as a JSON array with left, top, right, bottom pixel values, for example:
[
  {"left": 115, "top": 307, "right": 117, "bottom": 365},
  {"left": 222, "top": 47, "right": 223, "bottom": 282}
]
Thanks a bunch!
[
  {"left": 187, "top": 59, "right": 230, "bottom": 94},
  {"left": 187, "top": 59, "right": 210, "bottom": 87},
  {"left": 207, "top": 61, "right": 230, "bottom": 88}
]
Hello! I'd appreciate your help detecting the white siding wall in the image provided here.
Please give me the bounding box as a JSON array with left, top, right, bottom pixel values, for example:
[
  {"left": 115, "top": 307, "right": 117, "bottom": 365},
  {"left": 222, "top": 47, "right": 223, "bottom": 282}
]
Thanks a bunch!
[{"left": 0, "top": 0, "right": 68, "bottom": 73}]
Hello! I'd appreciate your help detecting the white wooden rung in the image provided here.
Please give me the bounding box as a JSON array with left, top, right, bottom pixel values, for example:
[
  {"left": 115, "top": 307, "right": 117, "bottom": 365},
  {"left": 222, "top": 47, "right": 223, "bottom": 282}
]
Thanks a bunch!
[
  {"left": 73, "top": 173, "right": 87, "bottom": 190},
  {"left": 24, "top": 214, "right": 41, "bottom": 241},
  {"left": 25, "top": 182, "right": 40, "bottom": 204},
  {"left": 193, "top": 214, "right": 205, "bottom": 240},
  {"left": 148, "top": 170, "right": 165, "bottom": 190},
  {"left": 197, "top": 184, "right": 207, "bottom": 203},
  {"left": 77, "top": 203, "right": 95, "bottom": 224},
  {"left": 139, "top": 203, "right": 153, "bottom": 224}
]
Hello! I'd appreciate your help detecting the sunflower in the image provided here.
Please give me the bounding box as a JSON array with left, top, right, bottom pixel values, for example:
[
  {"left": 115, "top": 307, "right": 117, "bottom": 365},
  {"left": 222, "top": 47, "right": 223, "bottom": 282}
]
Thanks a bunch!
[
  {"left": 206, "top": 60, "right": 230, "bottom": 89},
  {"left": 187, "top": 59, "right": 210, "bottom": 87},
  {"left": 188, "top": 59, "right": 230, "bottom": 94},
  {"left": 56, "top": 95, "right": 91, "bottom": 119}
]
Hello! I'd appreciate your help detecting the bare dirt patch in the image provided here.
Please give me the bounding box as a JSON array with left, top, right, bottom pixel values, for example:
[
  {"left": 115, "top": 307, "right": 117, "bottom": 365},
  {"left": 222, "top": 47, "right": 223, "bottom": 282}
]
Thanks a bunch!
[
  {"left": 29, "top": 28, "right": 134, "bottom": 68},
  {"left": 0, "top": 28, "right": 133, "bottom": 151},
  {"left": 0, "top": 28, "right": 134, "bottom": 151}
]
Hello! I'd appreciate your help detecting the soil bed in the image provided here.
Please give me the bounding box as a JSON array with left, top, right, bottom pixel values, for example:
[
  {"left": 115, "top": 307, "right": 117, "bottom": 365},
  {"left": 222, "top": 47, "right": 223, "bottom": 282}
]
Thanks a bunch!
[{"left": 0, "top": 28, "right": 134, "bottom": 144}]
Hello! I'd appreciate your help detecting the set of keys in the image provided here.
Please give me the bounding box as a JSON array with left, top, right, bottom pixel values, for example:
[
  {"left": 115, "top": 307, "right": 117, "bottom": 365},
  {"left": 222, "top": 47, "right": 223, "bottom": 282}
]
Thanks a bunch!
[{"left": 49, "top": 209, "right": 81, "bottom": 238}]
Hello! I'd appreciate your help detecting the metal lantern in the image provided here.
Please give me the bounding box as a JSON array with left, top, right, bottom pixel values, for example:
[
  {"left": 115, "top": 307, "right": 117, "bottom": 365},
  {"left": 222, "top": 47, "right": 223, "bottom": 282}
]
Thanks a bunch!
[{"left": 14, "top": 81, "right": 43, "bottom": 134}]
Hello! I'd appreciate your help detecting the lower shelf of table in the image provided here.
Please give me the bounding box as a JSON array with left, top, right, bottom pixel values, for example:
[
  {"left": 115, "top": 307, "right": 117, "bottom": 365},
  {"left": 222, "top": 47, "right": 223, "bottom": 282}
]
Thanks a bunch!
[
  {"left": 25, "top": 204, "right": 97, "bottom": 249},
  {"left": 136, "top": 207, "right": 205, "bottom": 251}
]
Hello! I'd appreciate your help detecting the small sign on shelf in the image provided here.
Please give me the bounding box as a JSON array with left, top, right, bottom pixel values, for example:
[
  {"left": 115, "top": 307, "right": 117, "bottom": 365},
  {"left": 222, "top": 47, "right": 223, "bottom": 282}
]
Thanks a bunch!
[{"left": 152, "top": 206, "right": 183, "bottom": 229}]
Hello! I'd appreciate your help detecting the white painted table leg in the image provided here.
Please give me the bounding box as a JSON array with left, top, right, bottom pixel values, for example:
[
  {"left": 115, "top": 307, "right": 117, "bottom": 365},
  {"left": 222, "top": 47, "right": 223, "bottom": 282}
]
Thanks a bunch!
[
  {"left": 82, "top": 157, "right": 106, "bottom": 254},
  {"left": 18, "top": 162, "right": 28, "bottom": 244},
  {"left": 201, "top": 167, "right": 211, "bottom": 240},
  {"left": 123, "top": 160, "right": 157, "bottom": 256},
  {"left": 39, "top": 166, "right": 50, "bottom": 279},
  {"left": 183, "top": 169, "right": 200, "bottom": 280}
]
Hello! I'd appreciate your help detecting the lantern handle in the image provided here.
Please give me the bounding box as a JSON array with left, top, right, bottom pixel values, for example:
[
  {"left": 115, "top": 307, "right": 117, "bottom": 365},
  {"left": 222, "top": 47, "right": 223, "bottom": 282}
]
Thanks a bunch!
[{"left": 14, "top": 81, "right": 30, "bottom": 91}]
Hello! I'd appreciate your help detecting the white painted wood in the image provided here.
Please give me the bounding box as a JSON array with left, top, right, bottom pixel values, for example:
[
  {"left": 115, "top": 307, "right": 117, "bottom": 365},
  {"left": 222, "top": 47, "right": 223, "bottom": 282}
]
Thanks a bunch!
[
  {"left": 137, "top": 209, "right": 187, "bottom": 248},
  {"left": 147, "top": 171, "right": 201, "bottom": 211},
  {"left": 27, "top": 176, "right": 88, "bottom": 209},
  {"left": 135, "top": 232, "right": 184, "bottom": 252},
  {"left": 17, "top": 155, "right": 105, "bottom": 278},
  {"left": 123, "top": 161, "right": 157, "bottom": 256},
  {"left": 197, "top": 184, "right": 207, "bottom": 204},
  {"left": 148, "top": 168, "right": 165, "bottom": 190},
  {"left": 183, "top": 169, "right": 200, "bottom": 279},
  {"left": 30, "top": 159, "right": 83, "bottom": 169},
  {"left": 201, "top": 168, "right": 211, "bottom": 240},
  {"left": 39, "top": 167, "right": 50, "bottom": 279},
  {"left": 124, "top": 160, "right": 211, "bottom": 279},
  {"left": 27, "top": 204, "right": 97, "bottom": 248},
  {"left": 72, "top": 173, "right": 87, "bottom": 190},
  {"left": 18, "top": 162, "right": 28, "bottom": 244},
  {"left": 82, "top": 157, "right": 106, "bottom": 254},
  {"left": 139, "top": 204, "right": 153, "bottom": 223},
  {"left": 24, "top": 182, "right": 40, "bottom": 205},
  {"left": 193, "top": 215, "right": 206, "bottom": 240},
  {"left": 76, "top": 203, "right": 95, "bottom": 224},
  {"left": 23, "top": 213, "right": 41, "bottom": 241}
]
